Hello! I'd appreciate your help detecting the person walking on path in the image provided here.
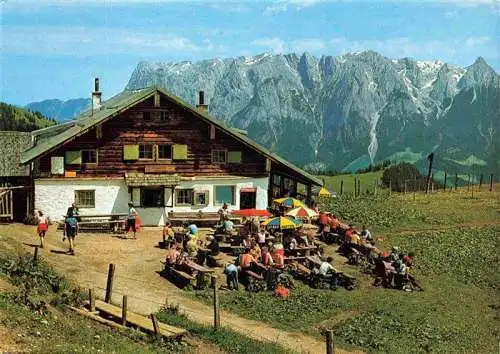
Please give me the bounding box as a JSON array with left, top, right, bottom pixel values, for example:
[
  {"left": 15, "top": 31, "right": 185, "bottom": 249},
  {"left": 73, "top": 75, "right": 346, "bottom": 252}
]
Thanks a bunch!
[
  {"left": 36, "top": 210, "right": 49, "bottom": 249},
  {"left": 126, "top": 202, "right": 138, "bottom": 239},
  {"left": 65, "top": 213, "right": 78, "bottom": 255}
]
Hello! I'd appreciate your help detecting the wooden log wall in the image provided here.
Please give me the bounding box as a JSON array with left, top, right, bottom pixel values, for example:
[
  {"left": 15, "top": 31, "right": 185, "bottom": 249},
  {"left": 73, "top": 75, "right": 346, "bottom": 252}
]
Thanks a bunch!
[{"left": 36, "top": 95, "right": 268, "bottom": 178}]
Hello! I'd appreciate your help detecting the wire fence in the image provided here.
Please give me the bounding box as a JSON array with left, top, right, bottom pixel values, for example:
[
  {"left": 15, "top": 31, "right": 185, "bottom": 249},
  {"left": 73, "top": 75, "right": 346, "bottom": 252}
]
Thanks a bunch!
[{"left": 326, "top": 172, "right": 498, "bottom": 197}]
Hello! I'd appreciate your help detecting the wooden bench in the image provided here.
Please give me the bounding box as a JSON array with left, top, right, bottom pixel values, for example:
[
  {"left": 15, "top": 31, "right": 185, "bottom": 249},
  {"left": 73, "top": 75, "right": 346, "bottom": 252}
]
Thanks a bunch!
[
  {"left": 58, "top": 213, "right": 127, "bottom": 234},
  {"left": 293, "top": 262, "right": 312, "bottom": 275},
  {"left": 306, "top": 255, "right": 323, "bottom": 268},
  {"left": 243, "top": 269, "right": 264, "bottom": 281},
  {"left": 94, "top": 300, "right": 186, "bottom": 339},
  {"left": 284, "top": 256, "right": 307, "bottom": 263},
  {"left": 168, "top": 212, "right": 220, "bottom": 226}
]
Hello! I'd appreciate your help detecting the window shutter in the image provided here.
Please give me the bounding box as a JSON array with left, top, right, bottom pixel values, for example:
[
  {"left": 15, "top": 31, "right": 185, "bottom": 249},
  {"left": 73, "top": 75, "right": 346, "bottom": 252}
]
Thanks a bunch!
[
  {"left": 123, "top": 145, "right": 139, "bottom": 160},
  {"left": 227, "top": 151, "right": 242, "bottom": 164},
  {"left": 172, "top": 144, "right": 188, "bottom": 160},
  {"left": 131, "top": 188, "right": 141, "bottom": 206},
  {"left": 65, "top": 151, "right": 81, "bottom": 165}
]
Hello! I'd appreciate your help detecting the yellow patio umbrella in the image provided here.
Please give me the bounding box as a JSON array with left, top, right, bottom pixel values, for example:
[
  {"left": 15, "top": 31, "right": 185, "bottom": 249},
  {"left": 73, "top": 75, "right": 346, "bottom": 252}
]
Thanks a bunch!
[
  {"left": 318, "top": 187, "right": 331, "bottom": 197},
  {"left": 262, "top": 216, "right": 303, "bottom": 230},
  {"left": 272, "top": 197, "right": 305, "bottom": 208}
]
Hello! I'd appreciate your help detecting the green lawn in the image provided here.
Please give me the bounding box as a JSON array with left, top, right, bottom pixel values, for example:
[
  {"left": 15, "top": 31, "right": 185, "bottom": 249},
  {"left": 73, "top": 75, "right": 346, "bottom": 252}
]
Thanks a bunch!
[{"left": 319, "top": 171, "right": 384, "bottom": 195}]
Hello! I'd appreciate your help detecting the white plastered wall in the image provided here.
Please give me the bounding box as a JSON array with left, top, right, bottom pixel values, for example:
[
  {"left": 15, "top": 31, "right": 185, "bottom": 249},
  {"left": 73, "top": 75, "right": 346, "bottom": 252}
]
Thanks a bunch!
[{"left": 35, "top": 176, "right": 269, "bottom": 226}]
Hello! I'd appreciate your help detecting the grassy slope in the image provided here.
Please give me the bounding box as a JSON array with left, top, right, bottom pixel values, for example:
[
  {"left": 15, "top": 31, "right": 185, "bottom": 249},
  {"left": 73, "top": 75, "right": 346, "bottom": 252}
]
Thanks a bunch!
[
  {"left": 320, "top": 171, "right": 384, "bottom": 195},
  {"left": 0, "top": 102, "right": 56, "bottom": 131},
  {"left": 194, "top": 189, "right": 500, "bottom": 353}
]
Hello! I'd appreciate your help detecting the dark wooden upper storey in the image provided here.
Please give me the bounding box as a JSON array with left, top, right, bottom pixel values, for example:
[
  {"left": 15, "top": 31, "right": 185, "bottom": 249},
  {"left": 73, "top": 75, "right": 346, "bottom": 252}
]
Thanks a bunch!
[{"left": 34, "top": 94, "right": 268, "bottom": 178}]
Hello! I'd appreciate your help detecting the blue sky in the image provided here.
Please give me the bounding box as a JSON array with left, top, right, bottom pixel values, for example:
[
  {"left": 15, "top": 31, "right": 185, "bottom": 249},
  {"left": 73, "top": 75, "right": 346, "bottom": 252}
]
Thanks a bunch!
[{"left": 1, "top": 0, "right": 498, "bottom": 105}]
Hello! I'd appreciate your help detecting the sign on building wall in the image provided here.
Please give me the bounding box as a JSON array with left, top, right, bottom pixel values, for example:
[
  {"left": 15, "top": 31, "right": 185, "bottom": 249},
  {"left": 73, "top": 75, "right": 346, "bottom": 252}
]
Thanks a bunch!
[{"left": 50, "top": 157, "right": 64, "bottom": 175}]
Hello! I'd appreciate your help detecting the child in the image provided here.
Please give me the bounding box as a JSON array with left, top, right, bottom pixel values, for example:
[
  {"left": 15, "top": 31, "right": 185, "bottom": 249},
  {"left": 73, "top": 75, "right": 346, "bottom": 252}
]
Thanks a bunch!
[
  {"left": 163, "top": 221, "right": 175, "bottom": 247},
  {"left": 36, "top": 211, "right": 48, "bottom": 248}
]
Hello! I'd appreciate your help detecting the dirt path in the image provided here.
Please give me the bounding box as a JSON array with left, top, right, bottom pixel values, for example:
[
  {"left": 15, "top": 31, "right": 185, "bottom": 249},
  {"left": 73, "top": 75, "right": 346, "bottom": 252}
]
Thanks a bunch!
[{"left": 4, "top": 224, "right": 360, "bottom": 354}]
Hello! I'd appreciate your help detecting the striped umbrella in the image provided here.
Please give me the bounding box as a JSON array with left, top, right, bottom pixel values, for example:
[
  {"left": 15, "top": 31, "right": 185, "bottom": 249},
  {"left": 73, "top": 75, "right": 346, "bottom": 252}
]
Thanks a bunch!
[
  {"left": 262, "top": 216, "right": 303, "bottom": 230},
  {"left": 286, "top": 206, "right": 319, "bottom": 219},
  {"left": 272, "top": 197, "right": 305, "bottom": 208}
]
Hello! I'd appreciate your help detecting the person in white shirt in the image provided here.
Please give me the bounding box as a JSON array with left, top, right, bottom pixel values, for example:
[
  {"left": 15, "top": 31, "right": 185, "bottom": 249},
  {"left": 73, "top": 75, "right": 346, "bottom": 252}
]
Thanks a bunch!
[
  {"left": 257, "top": 227, "right": 267, "bottom": 246},
  {"left": 361, "top": 225, "right": 373, "bottom": 242},
  {"left": 127, "top": 202, "right": 138, "bottom": 239},
  {"left": 319, "top": 257, "right": 335, "bottom": 277}
]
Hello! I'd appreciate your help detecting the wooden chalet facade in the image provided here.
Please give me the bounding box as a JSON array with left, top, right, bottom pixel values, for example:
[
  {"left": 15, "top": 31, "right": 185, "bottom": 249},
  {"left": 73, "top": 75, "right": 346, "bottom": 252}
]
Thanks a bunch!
[{"left": 20, "top": 80, "right": 322, "bottom": 225}]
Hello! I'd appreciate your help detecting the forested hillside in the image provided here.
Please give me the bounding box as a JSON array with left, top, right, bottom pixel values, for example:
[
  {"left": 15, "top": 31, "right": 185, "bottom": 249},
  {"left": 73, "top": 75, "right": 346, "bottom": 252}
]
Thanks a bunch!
[{"left": 0, "top": 102, "right": 57, "bottom": 131}]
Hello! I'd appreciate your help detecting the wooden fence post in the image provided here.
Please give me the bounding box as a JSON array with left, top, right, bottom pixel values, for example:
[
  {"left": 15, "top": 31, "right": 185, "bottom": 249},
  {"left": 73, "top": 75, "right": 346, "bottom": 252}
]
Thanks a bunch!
[
  {"left": 389, "top": 179, "right": 392, "bottom": 196},
  {"left": 150, "top": 314, "right": 160, "bottom": 338},
  {"left": 122, "top": 295, "right": 128, "bottom": 326},
  {"left": 105, "top": 264, "right": 115, "bottom": 303},
  {"left": 33, "top": 246, "right": 39, "bottom": 264},
  {"left": 326, "top": 329, "right": 334, "bottom": 354},
  {"left": 89, "top": 288, "right": 95, "bottom": 312},
  {"left": 490, "top": 173, "right": 494, "bottom": 191},
  {"left": 353, "top": 178, "right": 357, "bottom": 197},
  {"left": 404, "top": 181, "right": 407, "bottom": 194},
  {"left": 467, "top": 174, "right": 471, "bottom": 191},
  {"left": 479, "top": 174, "right": 483, "bottom": 190},
  {"left": 444, "top": 172, "right": 447, "bottom": 191},
  {"left": 212, "top": 276, "right": 220, "bottom": 329},
  {"left": 455, "top": 173, "right": 458, "bottom": 191},
  {"left": 340, "top": 180, "right": 344, "bottom": 195}
]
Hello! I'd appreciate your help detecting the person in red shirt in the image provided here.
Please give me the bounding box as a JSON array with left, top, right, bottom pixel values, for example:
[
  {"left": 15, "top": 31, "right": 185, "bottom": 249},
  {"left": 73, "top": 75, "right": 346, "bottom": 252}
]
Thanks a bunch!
[
  {"left": 330, "top": 215, "right": 339, "bottom": 232},
  {"left": 319, "top": 212, "right": 329, "bottom": 233},
  {"left": 261, "top": 246, "right": 274, "bottom": 267},
  {"left": 239, "top": 248, "right": 255, "bottom": 271}
]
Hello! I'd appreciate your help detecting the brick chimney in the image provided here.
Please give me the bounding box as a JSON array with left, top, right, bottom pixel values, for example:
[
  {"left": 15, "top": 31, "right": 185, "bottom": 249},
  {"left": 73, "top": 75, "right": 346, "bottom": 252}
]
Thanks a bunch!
[
  {"left": 92, "top": 78, "right": 102, "bottom": 111},
  {"left": 196, "top": 90, "right": 209, "bottom": 113}
]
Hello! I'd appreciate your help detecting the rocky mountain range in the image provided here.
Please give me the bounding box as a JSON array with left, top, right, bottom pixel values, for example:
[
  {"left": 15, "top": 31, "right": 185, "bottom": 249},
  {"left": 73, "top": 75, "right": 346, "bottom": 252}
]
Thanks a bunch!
[{"left": 26, "top": 51, "right": 500, "bottom": 178}]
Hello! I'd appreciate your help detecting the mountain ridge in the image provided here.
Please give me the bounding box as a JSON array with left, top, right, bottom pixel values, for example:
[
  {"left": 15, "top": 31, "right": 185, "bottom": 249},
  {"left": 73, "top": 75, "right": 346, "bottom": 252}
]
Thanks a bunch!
[{"left": 23, "top": 51, "right": 500, "bottom": 174}]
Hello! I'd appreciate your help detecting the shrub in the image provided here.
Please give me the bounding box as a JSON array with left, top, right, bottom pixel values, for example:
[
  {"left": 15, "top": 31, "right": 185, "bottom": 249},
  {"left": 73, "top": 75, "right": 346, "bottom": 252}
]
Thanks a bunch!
[{"left": 381, "top": 163, "right": 432, "bottom": 192}]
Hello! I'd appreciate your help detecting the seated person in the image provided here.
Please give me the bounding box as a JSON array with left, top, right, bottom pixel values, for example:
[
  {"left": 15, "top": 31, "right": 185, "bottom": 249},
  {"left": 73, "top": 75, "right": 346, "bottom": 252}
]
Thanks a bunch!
[
  {"left": 250, "top": 241, "right": 262, "bottom": 261},
  {"left": 163, "top": 221, "right": 175, "bottom": 245},
  {"left": 223, "top": 217, "right": 234, "bottom": 235},
  {"left": 223, "top": 263, "right": 239, "bottom": 290},
  {"left": 239, "top": 248, "right": 256, "bottom": 272},
  {"left": 261, "top": 246, "right": 274, "bottom": 267},
  {"left": 330, "top": 215, "right": 339, "bottom": 232},
  {"left": 289, "top": 237, "right": 298, "bottom": 250},
  {"left": 242, "top": 236, "right": 252, "bottom": 248},
  {"left": 218, "top": 202, "right": 229, "bottom": 221},
  {"left": 186, "top": 235, "right": 198, "bottom": 258},
  {"left": 272, "top": 246, "right": 285, "bottom": 270},
  {"left": 165, "top": 247, "right": 180, "bottom": 267},
  {"left": 361, "top": 225, "right": 373, "bottom": 242},
  {"left": 403, "top": 252, "right": 415, "bottom": 268},
  {"left": 206, "top": 235, "right": 220, "bottom": 256},
  {"left": 319, "top": 257, "right": 335, "bottom": 277},
  {"left": 187, "top": 222, "right": 199, "bottom": 237},
  {"left": 257, "top": 227, "right": 267, "bottom": 246}
]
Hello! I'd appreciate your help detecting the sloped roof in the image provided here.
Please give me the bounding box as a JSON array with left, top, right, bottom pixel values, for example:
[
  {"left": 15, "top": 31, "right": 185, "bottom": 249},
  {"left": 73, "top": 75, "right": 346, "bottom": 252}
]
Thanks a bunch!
[
  {"left": 0, "top": 131, "right": 33, "bottom": 177},
  {"left": 21, "top": 87, "right": 322, "bottom": 186}
]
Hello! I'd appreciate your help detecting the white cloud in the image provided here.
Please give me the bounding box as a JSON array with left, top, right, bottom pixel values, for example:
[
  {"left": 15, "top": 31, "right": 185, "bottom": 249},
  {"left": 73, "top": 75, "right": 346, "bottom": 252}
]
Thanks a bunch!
[
  {"left": 251, "top": 37, "right": 285, "bottom": 53},
  {"left": 465, "top": 36, "right": 491, "bottom": 47},
  {"left": 209, "top": 2, "right": 250, "bottom": 13},
  {"left": 264, "top": 0, "right": 319, "bottom": 15},
  {"left": 292, "top": 38, "right": 326, "bottom": 52},
  {"left": 2, "top": 26, "right": 206, "bottom": 56}
]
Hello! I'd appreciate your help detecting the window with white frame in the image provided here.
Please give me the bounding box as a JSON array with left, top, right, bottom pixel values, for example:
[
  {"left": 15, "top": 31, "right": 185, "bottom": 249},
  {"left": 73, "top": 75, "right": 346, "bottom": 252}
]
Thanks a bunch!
[
  {"left": 139, "top": 144, "right": 154, "bottom": 159},
  {"left": 176, "top": 189, "right": 193, "bottom": 205},
  {"left": 75, "top": 190, "right": 95, "bottom": 208}
]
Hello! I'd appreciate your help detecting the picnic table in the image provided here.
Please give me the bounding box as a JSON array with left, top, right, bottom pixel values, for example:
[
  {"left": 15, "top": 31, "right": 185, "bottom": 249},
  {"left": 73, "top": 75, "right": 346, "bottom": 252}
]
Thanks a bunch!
[
  {"left": 184, "top": 260, "right": 215, "bottom": 289},
  {"left": 58, "top": 213, "right": 127, "bottom": 233},
  {"left": 306, "top": 255, "right": 323, "bottom": 267}
]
